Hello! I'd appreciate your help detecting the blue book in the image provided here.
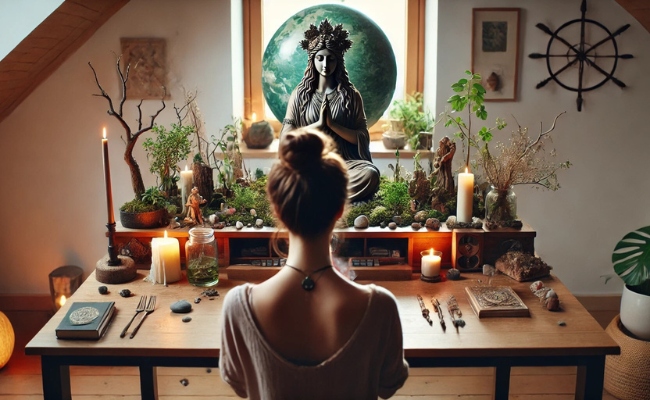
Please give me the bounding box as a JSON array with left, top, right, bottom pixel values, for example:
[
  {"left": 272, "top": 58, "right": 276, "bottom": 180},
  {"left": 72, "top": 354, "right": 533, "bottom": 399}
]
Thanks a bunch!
[{"left": 55, "top": 301, "right": 115, "bottom": 340}]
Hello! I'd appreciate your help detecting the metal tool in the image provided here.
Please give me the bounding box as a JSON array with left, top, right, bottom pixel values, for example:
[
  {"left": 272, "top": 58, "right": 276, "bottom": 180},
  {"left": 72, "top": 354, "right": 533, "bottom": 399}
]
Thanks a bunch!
[
  {"left": 120, "top": 296, "right": 147, "bottom": 338},
  {"left": 130, "top": 296, "right": 156, "bottom": 339}
]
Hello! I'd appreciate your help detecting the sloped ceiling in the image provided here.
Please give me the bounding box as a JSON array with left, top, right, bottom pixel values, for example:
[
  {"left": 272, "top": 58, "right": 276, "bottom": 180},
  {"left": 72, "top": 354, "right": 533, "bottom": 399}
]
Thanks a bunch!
[
  {"left": 0, "top": 0, "right": 647, "bottom": 124},
  {"left": 0, "top": 0, "right": 129, "bottom": 123}
]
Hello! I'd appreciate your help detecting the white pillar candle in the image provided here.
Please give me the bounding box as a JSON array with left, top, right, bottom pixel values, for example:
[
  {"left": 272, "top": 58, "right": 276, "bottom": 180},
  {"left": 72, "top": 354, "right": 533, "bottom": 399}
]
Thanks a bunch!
[
  {"left": 421, "top": 249, "right": 442, "bottom": 278},
  {"left": 180, "top": 165, "right": 193, "bottom": 210},
  {"left": 456, "top": 167, "right": 474, "bottom": 223},
  {"left": 151, "top": 231, "right": 181, "bottom": 284}
]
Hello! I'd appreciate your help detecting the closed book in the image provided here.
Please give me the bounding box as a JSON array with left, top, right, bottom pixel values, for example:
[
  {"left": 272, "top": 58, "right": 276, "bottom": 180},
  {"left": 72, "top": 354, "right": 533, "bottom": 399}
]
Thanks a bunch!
[{"left": 56, "top": 301, "right": 116, "bottom": 340}]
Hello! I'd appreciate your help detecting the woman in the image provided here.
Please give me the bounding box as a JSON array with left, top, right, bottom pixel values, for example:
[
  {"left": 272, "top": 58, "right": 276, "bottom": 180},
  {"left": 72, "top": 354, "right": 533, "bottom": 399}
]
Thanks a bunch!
[
  {"left": 219, "top": 129, "right": 409, "bottom": 399},
  {"left": 281, "top": 19, "right": 380, "bottom": 202}
]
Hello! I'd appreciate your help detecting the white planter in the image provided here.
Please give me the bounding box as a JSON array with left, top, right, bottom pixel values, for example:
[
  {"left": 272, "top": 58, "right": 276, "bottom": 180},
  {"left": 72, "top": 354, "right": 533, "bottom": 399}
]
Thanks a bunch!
[{"left": 620, "top": 284, "right": 650, "bottom": 340}]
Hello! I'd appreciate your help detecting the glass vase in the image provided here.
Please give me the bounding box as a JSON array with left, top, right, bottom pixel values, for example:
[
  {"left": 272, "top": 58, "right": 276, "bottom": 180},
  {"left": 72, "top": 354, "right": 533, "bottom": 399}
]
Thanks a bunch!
[
  {"left": 185, "top": 227, "right": 219, "bottom": 287},
  {"left": 485, "top": 185, "right": 517, "bottom": 223}
]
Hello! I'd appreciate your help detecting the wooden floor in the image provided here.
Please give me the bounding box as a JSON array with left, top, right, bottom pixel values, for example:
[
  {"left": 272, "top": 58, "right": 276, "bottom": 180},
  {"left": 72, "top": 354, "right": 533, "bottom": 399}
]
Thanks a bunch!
[{"left": 0, "top": 310, "right": 621, "bottom": 399}]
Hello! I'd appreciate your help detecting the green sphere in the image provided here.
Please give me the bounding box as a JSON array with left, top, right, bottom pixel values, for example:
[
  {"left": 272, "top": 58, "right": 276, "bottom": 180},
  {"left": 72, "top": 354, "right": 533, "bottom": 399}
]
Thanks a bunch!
[{"left": 262, "top": 4, "right": 397, "bottom": 127}]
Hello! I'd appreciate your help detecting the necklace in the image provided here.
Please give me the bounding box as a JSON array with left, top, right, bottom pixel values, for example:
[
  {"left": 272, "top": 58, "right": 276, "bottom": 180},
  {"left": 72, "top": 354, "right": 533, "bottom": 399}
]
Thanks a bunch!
[{"left": 284, "top": 264, "right": 332, "bottom": 291}]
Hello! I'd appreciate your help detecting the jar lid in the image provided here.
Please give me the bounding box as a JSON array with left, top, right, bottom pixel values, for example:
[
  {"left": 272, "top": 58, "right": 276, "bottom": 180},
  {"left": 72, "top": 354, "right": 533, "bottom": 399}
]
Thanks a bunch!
[{"left": 188, "top": 227, "right": 214, "bottom": 241}]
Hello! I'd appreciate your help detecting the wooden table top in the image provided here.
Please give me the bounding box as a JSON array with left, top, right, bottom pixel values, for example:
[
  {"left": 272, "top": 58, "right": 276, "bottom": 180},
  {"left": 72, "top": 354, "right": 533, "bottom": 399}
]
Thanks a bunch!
[{"left": 26, "top": 270, "right": 619, "bottom": 360}]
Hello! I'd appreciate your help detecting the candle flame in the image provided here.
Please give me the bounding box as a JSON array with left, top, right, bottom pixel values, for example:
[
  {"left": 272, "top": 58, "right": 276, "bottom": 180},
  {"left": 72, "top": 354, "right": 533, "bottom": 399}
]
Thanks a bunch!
[
  {"left": 429, "top": 248, "right": 434, "bottom": 256},
  {"left": 102, "top": 127, "right": 107, "bottom": 139},
  {"left": 465, "top": 166, "right": 469, "bottom": 174},
  {"left": 164, "top": 230, "right": 168, "bottom": 238},
  {"left": 252, "top": 112, "right": 257, "bottom": 122},
  {"left": 185, "top": 165, "right": 189, "bottom": 171},
  {"left": 59, "top": 295, "right": 67, "bottom": 307}
]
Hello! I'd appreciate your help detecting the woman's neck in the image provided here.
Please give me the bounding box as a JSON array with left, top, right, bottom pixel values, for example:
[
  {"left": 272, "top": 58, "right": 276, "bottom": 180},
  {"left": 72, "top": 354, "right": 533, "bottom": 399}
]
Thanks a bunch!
[
  {"left": 317, "top": 75, "right": 336, "bottom": 93},
  {"left": 285, "top": 231, "right": 333, "bottom": 272}
]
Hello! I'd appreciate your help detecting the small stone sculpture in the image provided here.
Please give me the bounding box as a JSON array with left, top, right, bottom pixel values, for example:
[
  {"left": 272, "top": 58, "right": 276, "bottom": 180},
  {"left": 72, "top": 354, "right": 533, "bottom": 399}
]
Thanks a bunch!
[{"left": 185, "top": 186, "right": 207, "bottom": 225}]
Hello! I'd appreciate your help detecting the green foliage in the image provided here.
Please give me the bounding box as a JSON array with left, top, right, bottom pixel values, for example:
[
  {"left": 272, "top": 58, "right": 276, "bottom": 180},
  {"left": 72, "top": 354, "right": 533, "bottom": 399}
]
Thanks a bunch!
[
  {"left": 346, "top": 201, "right": 376, "bottom": 227},
  {"left": 208, "top": 119, "right": 245, "bottom": 190},
  {"left": 229, "top": 184, "right": 259, "bottom": 213},
  {"left": 143, "top": 123, "right": 193, "bottom": 194},
  {"left": 369, "top": 206, "right": 391, "bottom": 226},
  {"left": 612, "top": 226, "right": 650, "bottom": 296},
  {"left": 388, "top": 92, "right": 434, "bottom": 149},
  {"left": 376, "top": 179, "right": 410, "bottom": 215},
  {"left": 120, "top": 187, "right": 168, "bottom": 213},
  {"left": 443, "top": 70, "right": 506, "bottom": 166}
]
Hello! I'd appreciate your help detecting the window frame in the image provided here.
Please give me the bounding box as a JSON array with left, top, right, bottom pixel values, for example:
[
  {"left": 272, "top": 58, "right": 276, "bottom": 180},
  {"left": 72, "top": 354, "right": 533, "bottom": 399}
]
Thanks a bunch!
[{"left": 242, "top": 0, "right": 426, "bottom": 137}]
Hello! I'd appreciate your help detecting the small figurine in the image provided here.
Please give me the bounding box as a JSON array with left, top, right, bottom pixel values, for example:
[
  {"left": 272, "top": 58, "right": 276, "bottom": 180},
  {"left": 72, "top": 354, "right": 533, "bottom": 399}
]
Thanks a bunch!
[
  {"left": 185, "top": 186, "right": 207, "bottom": 225},
  {"left": 432, "top": 136, "right": 456, "bottom": 195}
]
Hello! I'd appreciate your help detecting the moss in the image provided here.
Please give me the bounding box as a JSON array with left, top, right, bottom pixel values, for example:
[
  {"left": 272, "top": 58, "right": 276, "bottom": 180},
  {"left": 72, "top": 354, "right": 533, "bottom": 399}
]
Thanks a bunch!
[{"left": 369, "top": 206, "right": 391, "bottom": 226}]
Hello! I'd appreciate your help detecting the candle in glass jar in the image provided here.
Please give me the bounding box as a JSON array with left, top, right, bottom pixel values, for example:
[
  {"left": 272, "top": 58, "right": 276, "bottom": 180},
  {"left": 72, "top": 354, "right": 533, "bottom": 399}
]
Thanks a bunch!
[
  {"left": 457, "top": 167, "right": 474, "bottom": 223},
  {"left": 421, "top": 249, "right": 442, "bottom": 278},
  {"left": 151, "top": 231, "right": 181, "bottom": 284}
]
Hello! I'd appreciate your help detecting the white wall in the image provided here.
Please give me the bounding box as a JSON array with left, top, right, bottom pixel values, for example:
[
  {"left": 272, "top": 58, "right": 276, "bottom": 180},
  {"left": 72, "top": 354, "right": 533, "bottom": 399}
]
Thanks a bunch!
[
  {"left": 436, "top": 0, "right": 650, "bottom": 295},
  {"left": 0, "top": 0, "right": 234, "bottom": 294},
  {"left": 0, "top": 0, "right": 646, "bottom": 296}
]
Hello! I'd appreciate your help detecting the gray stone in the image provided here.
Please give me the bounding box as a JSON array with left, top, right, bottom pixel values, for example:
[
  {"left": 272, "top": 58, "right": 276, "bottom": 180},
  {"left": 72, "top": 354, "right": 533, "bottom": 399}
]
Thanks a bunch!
[
  {"left": 388, "top": 222, "right": 397, "bottom": 230},
  {"left": 414, "top": 210, "right": 428, "bottom": 222},
  {"left": 170, "top": 300, "right": 192, "bottom": 314},
  {"left": 354, "top": 215, "right": 369, "bottom": 229},
  {"left": 244, "top": 121, "right": 274, "bottom": 149},
  {"left": 446, "top": 269, "right": 461, "bottom": 280},
  {"left": 411, "top": 222, "right": 421, "bottom": 230},
  {"left": 255, "top": 218, "right": 264, "bottom": 228},
  {"left": 182, "top": 316, "right": 192, "bottom": 323},
  {"left": 235, "top": 221, "right": 244, "bottom": 230}
]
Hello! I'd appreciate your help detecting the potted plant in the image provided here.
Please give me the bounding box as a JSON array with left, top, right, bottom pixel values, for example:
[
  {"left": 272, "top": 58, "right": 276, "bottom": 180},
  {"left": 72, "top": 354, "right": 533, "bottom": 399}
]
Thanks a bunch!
[
  {"left": 143, "top": 122, "right": 193, "bottom": 196},
  {"left": 119, "top": 187, "right": 170, "bottom": 229},
  {"left": 387, "top": 92, "right": 435, "bottom": 150},
  {"left": 612, "top": 226, "right": 650, "bottom": 339}
]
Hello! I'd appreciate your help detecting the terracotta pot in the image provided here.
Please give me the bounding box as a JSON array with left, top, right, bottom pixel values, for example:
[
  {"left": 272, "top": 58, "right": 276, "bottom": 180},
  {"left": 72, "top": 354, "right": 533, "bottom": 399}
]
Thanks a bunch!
[
  {"left": 620, "top": 284, "right": 650, "bottom": 340},
  {"left": 120, "top": 209, "right": 168, "bottom": 229}
]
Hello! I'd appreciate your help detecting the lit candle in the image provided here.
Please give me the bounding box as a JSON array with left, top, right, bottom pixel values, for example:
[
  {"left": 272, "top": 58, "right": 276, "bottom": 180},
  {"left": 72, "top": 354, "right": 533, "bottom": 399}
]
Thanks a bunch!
[
  {"left": 457, "top": 166, "right": 474, "bottom": 223},
  {"left": 56, "top": 295, "right": 67, "bottom": 309},
  {"left": 421, "top": 249, "right": 442, "bottom": 278},
  {"left": 251, "top": 112, "right": 257, "bottom": 122},
  {"left": 151, "top": 231, "right": 181, "bottom": 284},
  {"left": 101, "top": 128, "right": 115, "bottom": 225},
  {"left": 180, "top": 165, "right": 193, "bottom": 210}
]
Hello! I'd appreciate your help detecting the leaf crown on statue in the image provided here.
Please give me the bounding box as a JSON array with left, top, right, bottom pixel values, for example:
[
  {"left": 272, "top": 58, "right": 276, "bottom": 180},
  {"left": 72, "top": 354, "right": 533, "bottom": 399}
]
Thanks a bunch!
[{"left": 301, "top": 19, "right": 353, "bottom": 55}]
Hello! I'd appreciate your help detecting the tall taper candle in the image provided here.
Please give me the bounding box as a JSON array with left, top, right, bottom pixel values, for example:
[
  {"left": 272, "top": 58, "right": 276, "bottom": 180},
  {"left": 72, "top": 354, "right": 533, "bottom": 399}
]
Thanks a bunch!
[
  {"left": 102, "top": 128, "right": 115, "bottom": 225},
  {"left": 456, "top": 166, "right": 474, "bottom": 223}
]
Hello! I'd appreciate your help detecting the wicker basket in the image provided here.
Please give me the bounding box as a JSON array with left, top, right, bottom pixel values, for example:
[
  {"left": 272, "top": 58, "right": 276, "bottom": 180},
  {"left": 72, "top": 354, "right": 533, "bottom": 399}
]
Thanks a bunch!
[{"left": 604, "top": 315, "right": 650, "bottom": 400}]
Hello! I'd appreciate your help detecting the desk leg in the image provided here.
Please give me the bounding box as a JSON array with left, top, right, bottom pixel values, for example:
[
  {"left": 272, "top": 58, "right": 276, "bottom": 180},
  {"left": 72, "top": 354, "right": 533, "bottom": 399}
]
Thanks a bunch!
[
  {"left": 41, "top": 356, "right": 71, "bottom": 400},
  {"left": 494, "top": 365, "right": 511, "bottom": 400},
  {"left": 140, "top": 365, "right": 159, "bottom": 400},
  {"left": 575, "top": 356, "right": 605, "bottom": 400}
]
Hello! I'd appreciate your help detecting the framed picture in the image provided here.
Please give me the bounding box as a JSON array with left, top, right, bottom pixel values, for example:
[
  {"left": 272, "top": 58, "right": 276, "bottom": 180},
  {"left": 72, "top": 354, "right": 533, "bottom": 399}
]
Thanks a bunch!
[
  {"left": 120, "top": 38, "right": 169, "bottom": 99},
  {"left": 472, "top": 8, "right": 520, "bottom": 101}
]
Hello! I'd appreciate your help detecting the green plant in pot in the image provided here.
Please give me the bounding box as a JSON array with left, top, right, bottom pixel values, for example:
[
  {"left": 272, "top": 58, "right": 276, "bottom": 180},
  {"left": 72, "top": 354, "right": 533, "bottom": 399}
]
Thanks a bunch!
[
  {"left": 612, "top": 226, "right": 650, "bottom": 340},
  {"left": 143, "top": 123, "right": 193, "bottom": 196},
  {"left": 388, "top": 92, "right": 435, "bottom": 150},
  {"left": 119, "top": 187, "right": 169, "bottom": 229}
]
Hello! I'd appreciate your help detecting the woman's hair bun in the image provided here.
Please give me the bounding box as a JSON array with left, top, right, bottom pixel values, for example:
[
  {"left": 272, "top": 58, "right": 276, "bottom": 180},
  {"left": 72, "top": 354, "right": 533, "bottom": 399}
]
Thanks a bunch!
[{"left": 279, "top": 129, "right": 331, "bottom": 171}]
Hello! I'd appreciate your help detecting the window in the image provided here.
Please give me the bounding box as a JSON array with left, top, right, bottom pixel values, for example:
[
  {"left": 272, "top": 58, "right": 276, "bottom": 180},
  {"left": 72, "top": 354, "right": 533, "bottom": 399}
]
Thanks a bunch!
[{"left": 243, "top": 0, "right": 426, "bottom": 136}]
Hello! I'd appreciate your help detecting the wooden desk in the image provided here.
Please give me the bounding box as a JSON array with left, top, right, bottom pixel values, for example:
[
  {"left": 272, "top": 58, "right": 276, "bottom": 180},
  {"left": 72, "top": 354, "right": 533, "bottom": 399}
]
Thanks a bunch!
[{"left": 25, "top": 270, "right": 619, "bottom": 400}]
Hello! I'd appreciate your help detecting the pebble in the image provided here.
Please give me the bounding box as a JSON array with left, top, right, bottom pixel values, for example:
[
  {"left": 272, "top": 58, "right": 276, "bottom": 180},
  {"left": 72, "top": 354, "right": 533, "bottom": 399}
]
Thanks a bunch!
[
  {"left": 380, "top": 222, "right": 386, "bottom": 229},
  {"left": 182, "top": 316, "right": 192, "bottom": 323},
  {"left": 388, "top": 222, "right": 397, "bottom": 230},
  {"left": 414, "top": 210, "right": 428, "bottom": 222},
  {"left": 557, "top": 320, "right": 566, "bottom": 326},
  {"left": 201, "top": 288, "right": 219, "bottom": 297},
  {"left": 98, "top": 286, "right": 108, "bottom": 295},
  {"left": 215, "top": 222, "right": 225, "bottom": 229},
  {"left": 411, "top": 222, "right": 421, "bottom": 230},
  {"left": 354, "top": 215, "right": 369, "bottom": 229},
  {"left": 255, "top": 219, "right": 264, "bottom": 228},
  {"left": 482, "top": 264, "right": 495, "bottom": 276},
  {"left": 247, "top": 223, "right": 252, "bottom": 228},
  {"left": 446, "top": 269, "right": 461, "bottom": 280},
  {"left": 425, "top": 218, "right": 440, "bottom": 230},
  {"left": 250, "top": 209, "right": 257, "bottom": 217},
  {"left": 194, "top": 297, "right": 201, "bottom": 304},
  {"left": 235, "top": 221, "right": 244, "bottom": 230},
  {"left": 208, "top": 214, "right": 217, "bottom": 224},
  {"left": 180, "top": 378, "right": 189, "bottom": 386},
  {"left": 170, "top": 300, "right": 193, "bottom": 313},
  {"left": 119, "top": 289, "right": 131, "bottom": 297}
]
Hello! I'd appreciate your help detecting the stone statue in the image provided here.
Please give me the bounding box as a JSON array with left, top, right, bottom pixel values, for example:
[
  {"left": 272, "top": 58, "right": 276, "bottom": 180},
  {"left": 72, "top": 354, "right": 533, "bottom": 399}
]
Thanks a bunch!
[
  {"left": 185, "top": 186, "right": 207, "bottom": 225},
  {"left": 281, "top": 19, "right": 380, "bottom": 202},
  {"left": 432, "top": 136, "right": 456, "bottom": 195}
]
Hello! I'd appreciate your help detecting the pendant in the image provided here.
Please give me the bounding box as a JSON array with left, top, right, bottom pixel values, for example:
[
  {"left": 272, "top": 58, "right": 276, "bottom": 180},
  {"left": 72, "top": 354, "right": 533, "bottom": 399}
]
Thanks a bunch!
[{"left": 301, "top": 276, "right": 316, "bottom": 291}]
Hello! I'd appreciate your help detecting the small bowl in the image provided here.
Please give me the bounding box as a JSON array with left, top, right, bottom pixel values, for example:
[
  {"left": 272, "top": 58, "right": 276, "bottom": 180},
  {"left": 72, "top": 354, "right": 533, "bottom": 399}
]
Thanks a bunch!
[{"left": 382, "top": 131, "right": 407, "bottom": 149}]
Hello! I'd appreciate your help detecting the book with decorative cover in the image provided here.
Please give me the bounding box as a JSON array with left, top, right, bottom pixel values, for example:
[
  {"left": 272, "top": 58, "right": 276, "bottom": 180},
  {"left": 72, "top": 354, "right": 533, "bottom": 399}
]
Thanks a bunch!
[
  {"left": 465, "top": 286, "right": 530, "bottom": 318},
  {"left": 55, "top": 301, "right": 115, "bottom": 340}
]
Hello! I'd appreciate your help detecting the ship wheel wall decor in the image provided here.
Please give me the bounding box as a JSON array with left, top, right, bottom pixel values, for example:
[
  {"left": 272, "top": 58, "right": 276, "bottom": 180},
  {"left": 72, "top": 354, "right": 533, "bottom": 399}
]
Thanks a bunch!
[{"left": 528, "top": 0, "right": 633, "bottom": 111}]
